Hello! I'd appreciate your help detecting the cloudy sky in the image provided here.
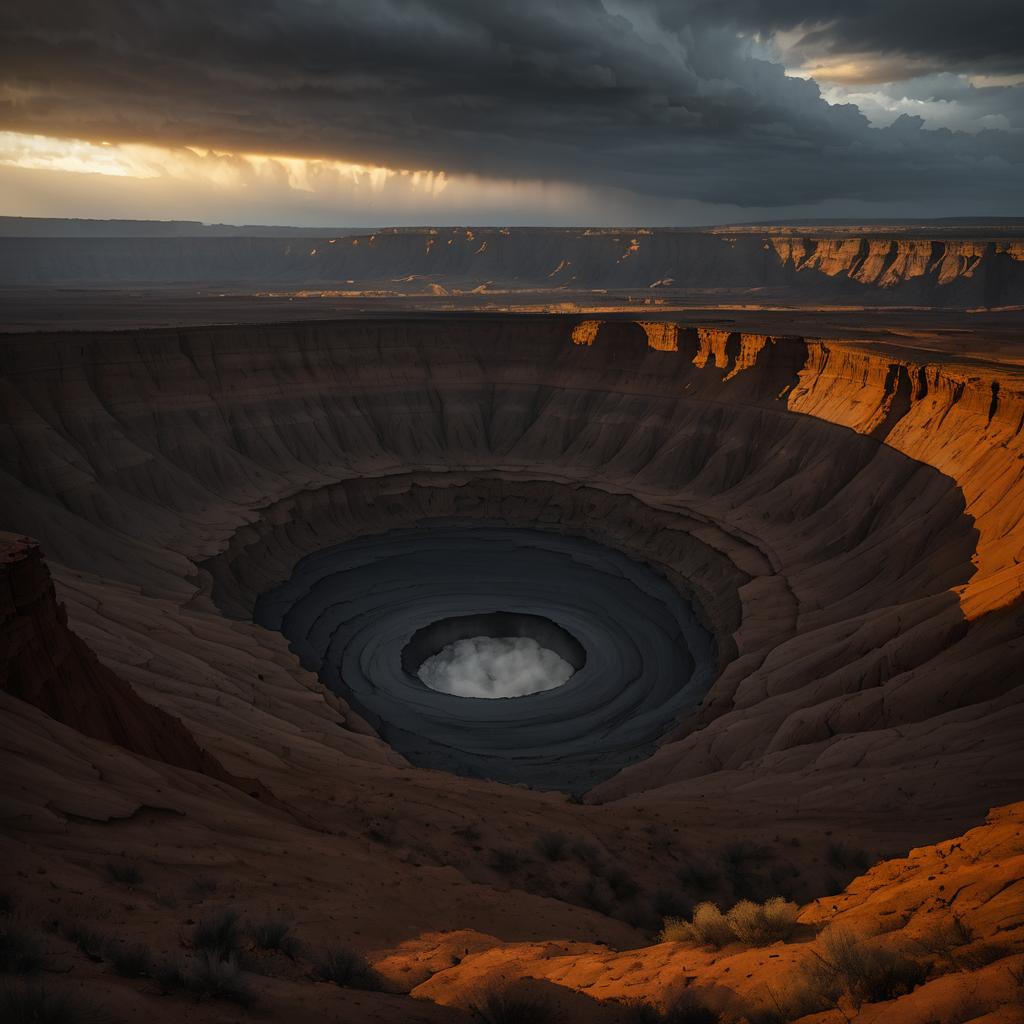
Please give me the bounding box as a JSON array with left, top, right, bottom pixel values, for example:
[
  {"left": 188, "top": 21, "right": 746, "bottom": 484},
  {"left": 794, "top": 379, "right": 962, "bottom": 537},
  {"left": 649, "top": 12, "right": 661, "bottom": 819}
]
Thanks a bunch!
[{"left": 1, "top": 1, "right": 1023, "bottom": 226}]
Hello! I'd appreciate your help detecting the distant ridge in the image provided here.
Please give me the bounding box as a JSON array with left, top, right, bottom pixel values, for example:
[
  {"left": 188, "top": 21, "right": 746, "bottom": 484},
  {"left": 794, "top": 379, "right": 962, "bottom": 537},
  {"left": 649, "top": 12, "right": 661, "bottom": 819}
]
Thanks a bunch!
[
  {"left": 4, "top": 215, "right": 1024, "bottom": 239},
  {"left": 0, "top": 217, "right": 370, "bottom": 238}
]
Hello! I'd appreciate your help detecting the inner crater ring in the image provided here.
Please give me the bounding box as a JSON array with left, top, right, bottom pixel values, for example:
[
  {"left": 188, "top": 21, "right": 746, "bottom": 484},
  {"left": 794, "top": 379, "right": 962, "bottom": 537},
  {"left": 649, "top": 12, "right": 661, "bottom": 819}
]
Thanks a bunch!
[{"left": 253, "top": 523, "right": 716, "bottom": 791}]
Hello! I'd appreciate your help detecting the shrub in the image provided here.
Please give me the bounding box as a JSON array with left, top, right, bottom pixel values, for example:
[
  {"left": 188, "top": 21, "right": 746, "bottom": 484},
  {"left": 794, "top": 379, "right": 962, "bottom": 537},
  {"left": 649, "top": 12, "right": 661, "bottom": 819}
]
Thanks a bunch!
[
  {"left": 725, "top": 897, "right": 799, "bottom": 946},
  {"left": 469, "top": 984, "right": 558, "bottom": 1024},
  {"left": 659, "top": 916, "right": 693, "bottom": 943},
  {"left": 107, "top": 941, "right": 151, "bottom": 978},
  {"left": 0, "top": 921, "right": 42, "bottom": 973},
  {"left": 191, "top": 909, "right": 243, "bottom": 960},
  {"left": 312, "top": 947, "right": 382, "bottom": 990},
  {"left": 63, "top": 923, "right": 105, "bottom": 962},
  {"left": 104, "top": 862, "right": 142, "bottom": 886},
  {"left": 0, "top": 982, "right": 105, "bottom": 1024},
  {"left": 690, "top": 903, "right": 734, "bottom": 948},
  {"left": 186, "top": 952, "right": 253, "bottom": 1006},
  {"left": 536, "top": 832, "right": 569, "bottom": 862},
  {"left": 250, "top": 917, "right": 301, "bottom": 958},
  {"left": 804, "top": 929, "right": 927, "bottom": 1007},
  {"left": 659, "top": 897, "right": 798, "bottom": 949}
]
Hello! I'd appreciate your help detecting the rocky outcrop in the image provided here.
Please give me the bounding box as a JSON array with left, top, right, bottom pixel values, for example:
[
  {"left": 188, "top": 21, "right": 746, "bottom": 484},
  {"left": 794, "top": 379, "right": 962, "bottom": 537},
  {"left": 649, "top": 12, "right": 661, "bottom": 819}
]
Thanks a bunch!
[{"left": 0, "top": 531, "right": 282, "bottom": 804}]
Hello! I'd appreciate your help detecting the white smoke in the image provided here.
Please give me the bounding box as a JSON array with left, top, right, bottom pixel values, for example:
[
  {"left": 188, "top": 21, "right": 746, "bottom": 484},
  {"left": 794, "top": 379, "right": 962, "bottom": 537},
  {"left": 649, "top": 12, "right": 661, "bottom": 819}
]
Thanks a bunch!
[{"left": 418, "top": 636, "right": 574, "bottom": 699}]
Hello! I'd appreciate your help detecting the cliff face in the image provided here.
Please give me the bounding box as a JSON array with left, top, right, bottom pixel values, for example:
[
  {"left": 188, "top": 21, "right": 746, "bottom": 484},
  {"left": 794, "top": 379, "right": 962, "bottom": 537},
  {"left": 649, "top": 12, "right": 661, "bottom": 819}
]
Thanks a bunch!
[
  {"left": 2, "top": 227, "right": 1023, "bottom": 305},
  {"left": 0, "top": 315, "right": 1021, "bottom": 818}
]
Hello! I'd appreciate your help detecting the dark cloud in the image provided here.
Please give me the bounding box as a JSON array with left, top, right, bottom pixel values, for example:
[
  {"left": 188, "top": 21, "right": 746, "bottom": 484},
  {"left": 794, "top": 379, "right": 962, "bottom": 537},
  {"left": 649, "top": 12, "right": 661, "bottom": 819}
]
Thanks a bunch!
[
  {"left": 0, "top": 0, "right": 1022, "bottom": 212},
  {"left": 673, "top": 1, "right": 1024, "bottom": 78}
]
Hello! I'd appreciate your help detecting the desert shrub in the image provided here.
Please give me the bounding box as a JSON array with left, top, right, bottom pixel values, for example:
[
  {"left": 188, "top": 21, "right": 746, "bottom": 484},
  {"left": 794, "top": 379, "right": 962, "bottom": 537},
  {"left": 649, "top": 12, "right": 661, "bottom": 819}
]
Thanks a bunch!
[
  {"left": 104, "top": 862, "right": 142, "bottom": 886},
  {"left": 725, "top": 897, "right": 799, "bottom": 946},
  {"left": 659, "top": 916, "right": 693, "bottom": 943},
  {"left": 0, "top": 982, "right": 105, "bottom": 1024},
  {"left": 313, "top": 946, "right": 381, "bottom": 990},
  {"left": 191, "top": 909, "right": 243, "bottom": 960},
  {"left": 186, "top": 952, "right": 253, "bottom": 1006},
  {"left": 63, "top": 923, "right": 105, "bottom": 962},
  {"left": 107, "top": 941, "right": 151, "bottom": 978},
  {"left": 0, "top": 920, "right": 42, "bottom": 974},
  {"left": 250, "top": 917, "right": 301, "bottom": 958},
  {"left": 804, "top": 929, "right": 927, "bottom": 1007},
  {"left": 536, "top": 832, "right": 569, "bottom": 862},
  {"left": 688, "top": 903, "right": 734, "bottom": 949},
  {"left": 469, "top": 983, "right": 558, "bottom": 1024}
]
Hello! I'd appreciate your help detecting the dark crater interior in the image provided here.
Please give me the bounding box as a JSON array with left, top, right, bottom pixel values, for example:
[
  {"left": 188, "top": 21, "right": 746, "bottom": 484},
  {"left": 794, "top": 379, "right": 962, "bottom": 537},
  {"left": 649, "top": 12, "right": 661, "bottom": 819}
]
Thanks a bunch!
[{"left": 254, "top": 523, "right": 715, "bottom": 791}]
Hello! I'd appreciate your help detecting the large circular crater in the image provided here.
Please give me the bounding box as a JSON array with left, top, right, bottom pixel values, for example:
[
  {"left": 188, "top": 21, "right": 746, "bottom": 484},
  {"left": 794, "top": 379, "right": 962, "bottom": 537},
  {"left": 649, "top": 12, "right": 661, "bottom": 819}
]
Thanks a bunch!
[{"left": 254, "top": 523, "right": 715, "bottom": 791}]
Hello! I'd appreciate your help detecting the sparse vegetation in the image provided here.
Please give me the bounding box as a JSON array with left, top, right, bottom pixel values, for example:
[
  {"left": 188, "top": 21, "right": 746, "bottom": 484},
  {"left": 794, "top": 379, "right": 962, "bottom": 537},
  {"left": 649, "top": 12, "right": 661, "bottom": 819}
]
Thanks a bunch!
[
  {"left": 104, "top": 861, "right": 143, "bottom": 885},
  {"left": 659, "top": 897, "right": 799, "bottom": 948},
  {"left": 0, "top": 982, "right": 105, "bottom": 1024},
  {"left": 469, "top": 983, "right": 558, "bottom": 1024},
  {"left": 0, "top": 920, "right": 43, "bottom": 974},
  {"left": 191, "top": 909, "right": 243, "bottom": 960},
  {"left": 801, "top": 928, "right": 927, "bottom": 1007},
  {"left": 312, "top": 946, "right": 382, "bottom": 990},
  {"left": 725, "top": 898, "right": 800, "bottom": 945},
  {"left": 250, "top": 917, "right": 302, "bottom": 958}
]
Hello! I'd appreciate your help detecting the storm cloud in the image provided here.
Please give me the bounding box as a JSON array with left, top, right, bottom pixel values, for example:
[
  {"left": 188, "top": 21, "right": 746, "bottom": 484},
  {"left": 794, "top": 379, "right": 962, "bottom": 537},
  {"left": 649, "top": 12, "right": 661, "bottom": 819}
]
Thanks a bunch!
[{"left": 1, "top": 0, "right": 1022, "bottom": 214}]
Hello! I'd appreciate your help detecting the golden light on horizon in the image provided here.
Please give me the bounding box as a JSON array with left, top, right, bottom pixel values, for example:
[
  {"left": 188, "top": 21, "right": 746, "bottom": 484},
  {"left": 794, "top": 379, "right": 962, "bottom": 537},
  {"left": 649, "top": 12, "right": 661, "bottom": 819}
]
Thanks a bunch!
[{"left": 0, "top": 131, "right": 450, "bottom": 197}]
